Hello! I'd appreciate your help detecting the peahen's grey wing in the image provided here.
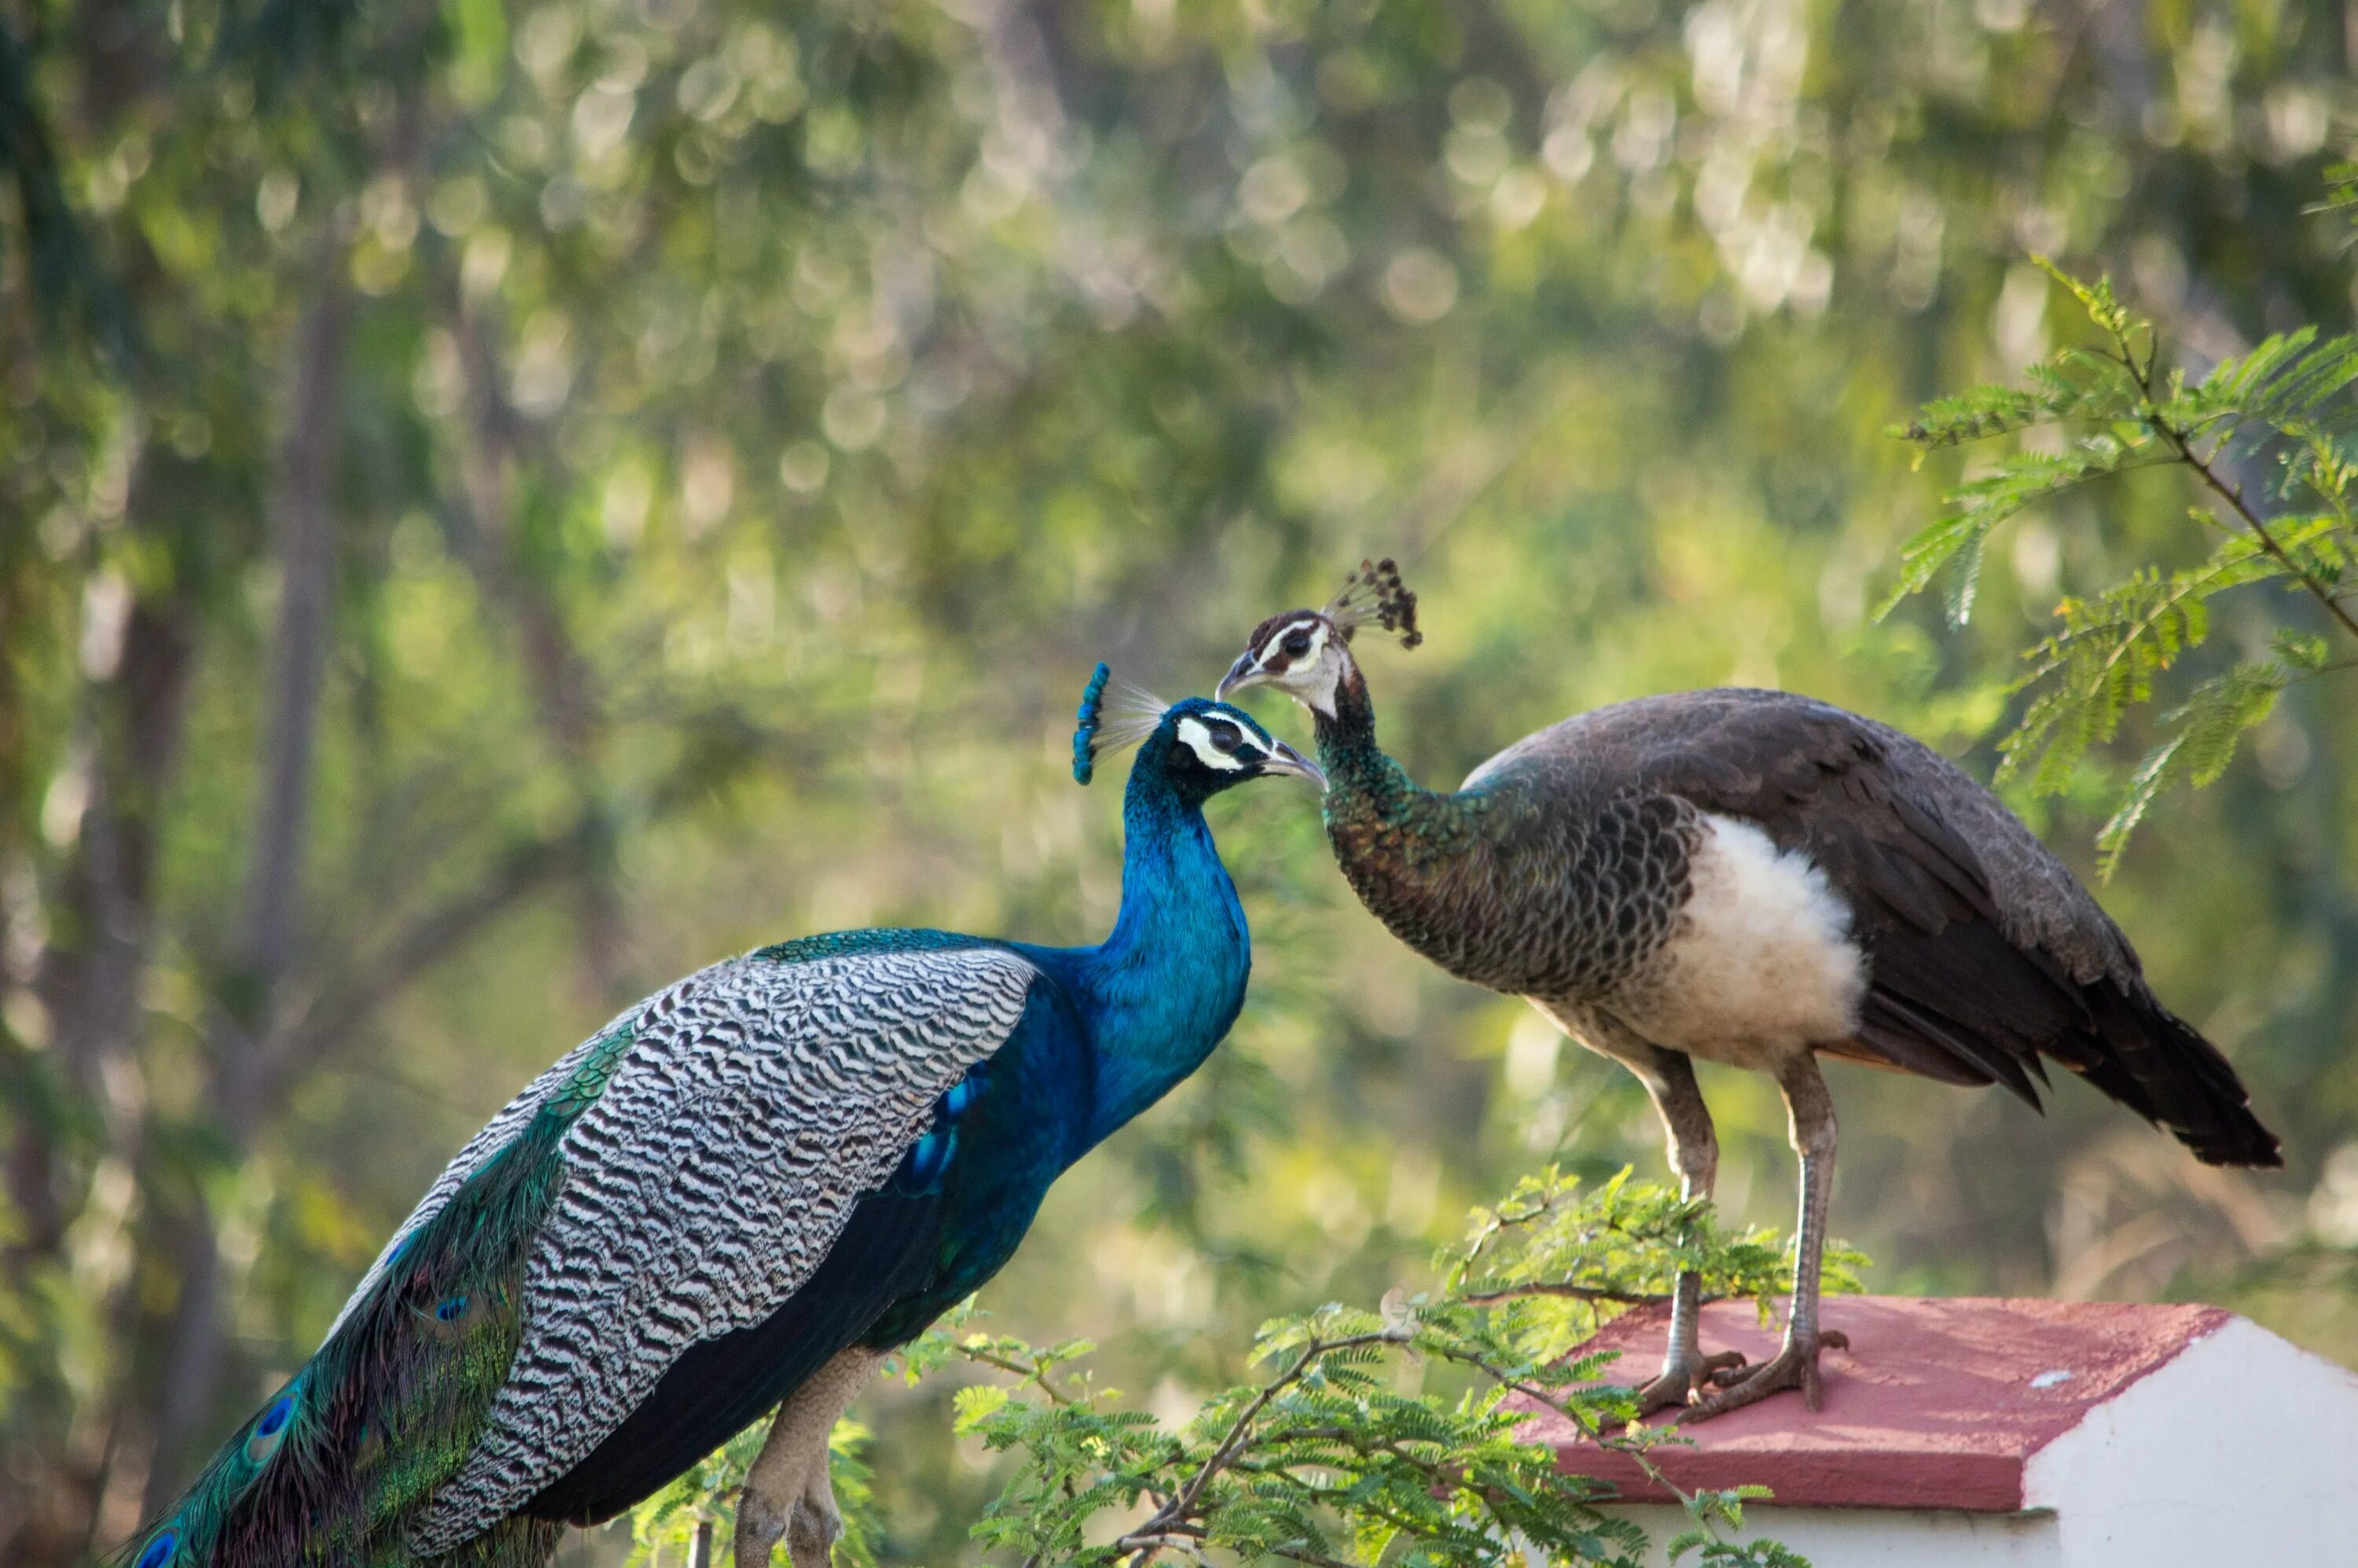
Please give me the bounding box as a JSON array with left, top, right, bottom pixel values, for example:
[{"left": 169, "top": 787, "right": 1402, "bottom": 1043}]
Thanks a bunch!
[
  {"left": 1461, "top": 687, "right": 2138, "bottom": 989},
  {"left": 1464, "top": 689, "right": 2274, "bottom": 1164},
  {"left": 407, "top": 942, "right": 1038, "bottom": 1553}
]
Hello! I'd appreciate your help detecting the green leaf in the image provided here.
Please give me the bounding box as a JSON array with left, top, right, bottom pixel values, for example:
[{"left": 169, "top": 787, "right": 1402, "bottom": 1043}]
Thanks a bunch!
[
  {"left": 1992, "top": 534, "right": 2297, "bottom": 797},
  {"left": 2274, "top": 630, "right": 2332, "bottom": 670},
  {"left": 1879, "top": 444, "right": 2143, "bottom": 625},
  {"left": 2032, "top": 255, "right": 2136, "bottom": 342},
  {"left": 951, "top": 1383, "right": 1009, "bottom": 1434},
  {"left": 2094, "top": 660, "right": 2294, "bottom": 876}
]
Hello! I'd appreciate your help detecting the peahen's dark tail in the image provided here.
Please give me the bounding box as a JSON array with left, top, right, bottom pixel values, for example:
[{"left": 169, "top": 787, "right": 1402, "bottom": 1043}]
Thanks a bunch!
[
  {"left": 2080, "top": 982, "right": 2283, "bottom": 1169},
  {"left": 116, "top": 1105, "right": 575, "bottom": 1568}
]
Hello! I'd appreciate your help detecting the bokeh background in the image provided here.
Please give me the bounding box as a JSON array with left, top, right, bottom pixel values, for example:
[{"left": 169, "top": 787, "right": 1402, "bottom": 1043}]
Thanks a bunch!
[{"left": 4, "top": 0, "right": 2355, "bottom": 1561}]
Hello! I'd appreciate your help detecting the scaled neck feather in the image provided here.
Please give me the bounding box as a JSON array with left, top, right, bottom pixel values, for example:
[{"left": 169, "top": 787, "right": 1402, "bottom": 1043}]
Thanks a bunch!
[
  {"left": 1062, "top": 765, "right": 1251, "bottom": 1144},
  {"left": 1309, "top": 658, "right": 1492, "bottom": 938}
]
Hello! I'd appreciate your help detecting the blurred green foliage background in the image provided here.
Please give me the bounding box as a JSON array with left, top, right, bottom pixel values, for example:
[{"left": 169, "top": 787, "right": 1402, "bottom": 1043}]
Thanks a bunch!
[{"left": 3, "top": 0, "right": 2354, "bottom": 1561}]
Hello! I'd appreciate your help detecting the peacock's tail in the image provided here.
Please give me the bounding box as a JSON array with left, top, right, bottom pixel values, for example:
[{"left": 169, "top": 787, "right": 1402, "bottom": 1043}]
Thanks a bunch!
[{"left": 121, "top": 1028, "right": 632, "bottom": 1568}]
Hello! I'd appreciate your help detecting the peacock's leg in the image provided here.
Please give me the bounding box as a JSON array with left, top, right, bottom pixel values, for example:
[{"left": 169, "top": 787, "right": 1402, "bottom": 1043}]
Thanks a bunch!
[
  {"left": 1627, "top": 1048, "right": 1744, "bottom": 1415},
  {"left": 1684, "top": 1053, "right": 1848, "bottom": 1421},
  {"left": 735, "top": 1347, "right": 882, "bottom": 1568}
]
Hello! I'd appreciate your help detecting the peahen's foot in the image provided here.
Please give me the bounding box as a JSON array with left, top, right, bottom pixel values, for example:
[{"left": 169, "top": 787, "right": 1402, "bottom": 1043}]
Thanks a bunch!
[
  {"left": 1680, "top": 1329, "right": 1849, "bottom": 1421},
  {"left": 1629, "top": 1349, "right": 1748, "bottom": 1416}
]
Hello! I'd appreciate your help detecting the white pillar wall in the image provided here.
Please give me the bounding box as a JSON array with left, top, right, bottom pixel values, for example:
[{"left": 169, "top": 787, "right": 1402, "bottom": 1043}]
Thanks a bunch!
[
  {"left": 1533, "top": 1299, "right": 2358, "bottom": 1566},
  {"left": 1604, "top": 1504, "right": 2060, "bottom": 1567}
]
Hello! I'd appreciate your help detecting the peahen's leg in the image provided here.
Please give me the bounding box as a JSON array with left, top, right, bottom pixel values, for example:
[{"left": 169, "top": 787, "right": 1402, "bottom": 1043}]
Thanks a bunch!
[
  {"left": 735, "top": 1347, "right": 882, "bottom": 1568},
  {"left": 1684, "top": 1053, "right": 1848, "bottom": 1421},
  {"left": 1626, "top": 1048, "right": 1745, "bottom": 1414}
]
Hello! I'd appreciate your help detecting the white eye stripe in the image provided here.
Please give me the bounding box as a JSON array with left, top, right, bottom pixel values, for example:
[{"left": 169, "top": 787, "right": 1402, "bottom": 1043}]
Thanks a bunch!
[
  {"left": 1176, "top": 715, "right": 1251, "bottom": 771},
  {"left": 1264, "top": 619, "right": 1326, "bottom": 666}
]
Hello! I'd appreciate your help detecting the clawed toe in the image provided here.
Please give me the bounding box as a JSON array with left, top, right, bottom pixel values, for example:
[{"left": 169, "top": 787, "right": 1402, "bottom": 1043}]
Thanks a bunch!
[
  {"left": 736, "top": 1470, "right": 843, "bottom": 1567},
  {"left": 784, "top": 1495, "right": 843, "bottom": 1568},
  {"left": 1682, "top": 1332, "right": 1847, "bottom": 1421},
  {"left": 1631, "top": 1349, "right": 1750, "bottom": 1415},
  {"left": 733, "top": 1489, "right": 788, "bottom": 1567}
]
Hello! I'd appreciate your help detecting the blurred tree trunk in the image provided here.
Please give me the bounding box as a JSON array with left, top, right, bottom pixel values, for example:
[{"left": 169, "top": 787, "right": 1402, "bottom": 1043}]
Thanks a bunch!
[
  {"left": 4, "top": 446, "right": 201, "bottom": 1566},
  {"left": 449, "top": 299, "right": 627, "bottom": 1001},
  {"left": 141, "top": 263, "right": 348, "bottom": 1511}
]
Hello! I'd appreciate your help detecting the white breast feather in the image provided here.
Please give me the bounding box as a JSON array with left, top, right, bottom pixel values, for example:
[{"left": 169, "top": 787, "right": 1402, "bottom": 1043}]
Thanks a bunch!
[{"left": 1629, "top": 813, "right": 1866, "bottom": 1066}]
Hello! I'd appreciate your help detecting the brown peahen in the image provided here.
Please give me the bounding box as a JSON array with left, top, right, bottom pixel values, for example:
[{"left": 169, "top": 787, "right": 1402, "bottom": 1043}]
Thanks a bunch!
[{"left": 1221, "top": 560, "right": 2280, "bottom": 1418}]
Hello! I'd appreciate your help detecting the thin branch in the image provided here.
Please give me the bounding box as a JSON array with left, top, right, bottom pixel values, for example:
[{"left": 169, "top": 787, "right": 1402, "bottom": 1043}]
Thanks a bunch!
[
  {"left": 960, "top": 1349, "right": 1078, "bottom": 1408},
  {"left": 1116, "top": 1523, "right": 1352, "bottom": 1568},
  {"left": 1418, "top": 1341, "right": 1611, "bottom": 1443},
  {"left": 1124, "top": 1329, "right": 1405, "bottom": 1558},
  {"left": 1456, "top": 1281, "right": 1675, "bottom": 1308},
  {"left": 1390, "top": 365, "right": 1585, "bottom": 564},
  {"left": 2159, "top": 424, "right": 2358, "bottom": 644}
]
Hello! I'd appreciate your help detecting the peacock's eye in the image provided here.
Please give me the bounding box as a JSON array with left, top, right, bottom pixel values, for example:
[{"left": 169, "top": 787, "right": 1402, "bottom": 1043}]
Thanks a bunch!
[
  {"left": 1207, "top": 719, "right": 1243, "bottom": 753},
  {"left": 1281, "top": 630, "right": 1313, "bottom": 657}
]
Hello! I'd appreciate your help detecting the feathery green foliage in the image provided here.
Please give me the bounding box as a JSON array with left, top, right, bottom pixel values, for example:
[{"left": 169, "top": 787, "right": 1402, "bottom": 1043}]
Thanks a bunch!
[
  {"left": 1443, "top": 1167, "right": 1863, "bottom": 1362},
  {"left": 634, "top": 1173, "right": 1837, "bottom": 1566},
  {"left": 1888, "top": 257, "right": 2358, "bottom": 873}
]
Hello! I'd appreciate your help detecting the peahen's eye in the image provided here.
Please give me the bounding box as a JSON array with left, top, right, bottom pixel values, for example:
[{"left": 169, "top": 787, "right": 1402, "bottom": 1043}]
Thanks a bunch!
[
  {"left": 1281, "top": 630, "right": 1313, "bottom": 656},
  {"left": 1207, "top": 719, "right": 1243, "bottom": 753}
]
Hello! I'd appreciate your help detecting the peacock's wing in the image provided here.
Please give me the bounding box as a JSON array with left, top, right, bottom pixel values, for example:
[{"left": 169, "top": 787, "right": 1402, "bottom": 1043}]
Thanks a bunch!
[
  {"left": 402, "top": 939, "right": 1038, "bottom": 1553},
  {"left": 121, "top": 938, "right": 1034, "bottom": 1568}
]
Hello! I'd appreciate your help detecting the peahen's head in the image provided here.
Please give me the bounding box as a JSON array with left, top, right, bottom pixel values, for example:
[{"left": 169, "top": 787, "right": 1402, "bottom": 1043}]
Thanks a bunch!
[
  {"left": 1218, "top": 557, "right": 1420, "bottom": 719},
  {"left": 1074, "top": 665, "right": 1324, "bottom": 802}
]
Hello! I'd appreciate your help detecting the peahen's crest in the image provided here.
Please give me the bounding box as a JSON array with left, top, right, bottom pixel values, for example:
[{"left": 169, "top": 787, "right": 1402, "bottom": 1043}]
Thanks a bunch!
[
  {"left": 1071, "top": 663, "right": 1165, "bottom": 784},
  {"left": 1324, "top": 558, "right": 1422, "bottom": 649}
]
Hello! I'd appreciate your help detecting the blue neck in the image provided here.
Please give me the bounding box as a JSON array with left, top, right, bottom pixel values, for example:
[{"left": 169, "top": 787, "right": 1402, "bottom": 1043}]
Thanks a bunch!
[{"left": 1048, "top": 771, "right": 1251, "bottom": 1147}]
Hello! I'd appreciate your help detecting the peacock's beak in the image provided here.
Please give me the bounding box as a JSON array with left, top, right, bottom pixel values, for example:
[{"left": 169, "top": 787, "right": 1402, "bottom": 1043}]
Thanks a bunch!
[
  {"left": 1262, "top": 739, "right": 1325, "bottom": 791},
  {"left": 1217, "top": 651, "right": 1262, "bottom": 702}
]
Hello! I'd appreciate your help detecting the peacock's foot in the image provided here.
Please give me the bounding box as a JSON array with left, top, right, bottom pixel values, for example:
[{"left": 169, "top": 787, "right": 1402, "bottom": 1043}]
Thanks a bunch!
[
  {"left": 733, "top": 1470, "right": 843, "bottom": 1568},
  {"left": 1629, "top": 1350, "right": 1748, "bottom": 1416},
  {"left": 784, "top": 1487, "right": 845, "bottom": 1568},
  {"left": 734, "top": 1486, "right": 790, "bottom": 1568},
  {"left": 1680, "top": 1329, "right": 1849, "bottom": 1421}
]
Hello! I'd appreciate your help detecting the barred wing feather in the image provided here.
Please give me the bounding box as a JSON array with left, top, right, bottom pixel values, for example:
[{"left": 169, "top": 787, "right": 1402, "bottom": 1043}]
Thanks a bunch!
[{"left": 407, "top": 943, "right": 1036, "bottom": 1552}]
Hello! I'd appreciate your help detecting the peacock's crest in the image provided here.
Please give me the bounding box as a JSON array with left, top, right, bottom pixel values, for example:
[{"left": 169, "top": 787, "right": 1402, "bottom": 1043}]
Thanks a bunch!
[
  {"left": 1325, "top": 558, "right": 1422, "bottom": 649},
  {"left": 1071, "top": 663, "right": 1165, "bottom": 784}
]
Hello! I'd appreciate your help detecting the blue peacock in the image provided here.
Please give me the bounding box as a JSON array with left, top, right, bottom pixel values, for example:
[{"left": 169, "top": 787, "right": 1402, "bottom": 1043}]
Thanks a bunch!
[{"left": 123, "top": 670, "right": 1320, "bottom": 1568}]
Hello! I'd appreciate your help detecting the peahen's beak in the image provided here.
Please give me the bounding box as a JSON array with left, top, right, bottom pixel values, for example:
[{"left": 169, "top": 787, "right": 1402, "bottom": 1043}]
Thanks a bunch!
[
  {"left": 1217, "top": 651, "right": 1262, "bottom": 702},
  {"left": 1262, "top": 739, "right": 1326, "bottom": 791}
]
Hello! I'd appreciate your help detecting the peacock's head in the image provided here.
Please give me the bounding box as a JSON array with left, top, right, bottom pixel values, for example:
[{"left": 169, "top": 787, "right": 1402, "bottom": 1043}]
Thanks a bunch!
[
  {"left": 1218, "top": 557, "right": 1420, "bottom": 719},
  {"left": 1073, "top": 666, "right": 1324, "bottom": 799}
]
